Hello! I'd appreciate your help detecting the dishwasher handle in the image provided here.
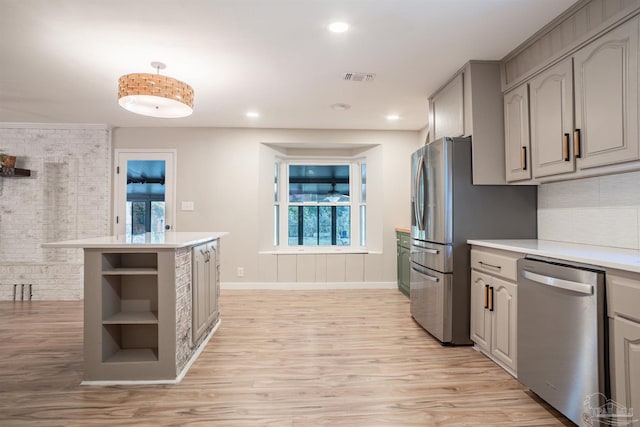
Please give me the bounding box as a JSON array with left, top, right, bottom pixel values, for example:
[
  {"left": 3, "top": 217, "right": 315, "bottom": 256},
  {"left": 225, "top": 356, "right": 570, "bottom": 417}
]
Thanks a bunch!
[{"left": 521, "top": 270, "right": 593, "bottom": 295}]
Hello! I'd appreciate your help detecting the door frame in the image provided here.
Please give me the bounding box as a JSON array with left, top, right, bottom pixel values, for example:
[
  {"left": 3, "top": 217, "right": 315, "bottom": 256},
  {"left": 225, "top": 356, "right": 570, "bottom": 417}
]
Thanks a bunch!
[{"left": 113, "top": 149, "right": 177, "bottom": 235}]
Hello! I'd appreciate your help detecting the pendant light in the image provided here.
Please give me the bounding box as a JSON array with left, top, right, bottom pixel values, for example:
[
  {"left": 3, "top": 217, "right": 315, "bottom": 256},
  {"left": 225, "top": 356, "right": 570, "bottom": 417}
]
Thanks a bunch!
[{"left": 118, "top": 62, "right": 194, "bottom": 118}]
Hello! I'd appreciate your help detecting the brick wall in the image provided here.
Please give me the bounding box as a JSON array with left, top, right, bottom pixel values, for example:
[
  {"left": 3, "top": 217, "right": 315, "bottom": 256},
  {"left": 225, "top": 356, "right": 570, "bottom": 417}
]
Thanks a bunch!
[{"left": 0, "top": 124, "right": 111, "bottom": 300}]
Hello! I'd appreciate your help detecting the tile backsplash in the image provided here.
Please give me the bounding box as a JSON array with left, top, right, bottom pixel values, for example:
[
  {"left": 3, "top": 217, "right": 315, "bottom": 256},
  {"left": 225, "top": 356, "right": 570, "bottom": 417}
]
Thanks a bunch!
[{"left": 538, "top": 171, "right": 640, "bottom": 250}]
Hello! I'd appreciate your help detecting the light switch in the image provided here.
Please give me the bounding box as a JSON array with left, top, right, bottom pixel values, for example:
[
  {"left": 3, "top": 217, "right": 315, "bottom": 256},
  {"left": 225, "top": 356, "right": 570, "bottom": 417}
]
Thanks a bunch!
[{"left": 181, "top": 201, "right": 194, "bottom": 211}]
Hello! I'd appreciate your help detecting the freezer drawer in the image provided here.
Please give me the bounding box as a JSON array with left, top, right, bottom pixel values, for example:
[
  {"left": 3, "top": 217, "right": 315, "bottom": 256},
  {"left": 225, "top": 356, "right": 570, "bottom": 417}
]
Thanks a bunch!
[
  {"left": 411, "top": 239, "right": 452, "bottom": 273},
  {"left": 410, "top": 261, "right": 452, "bottom": 343}
]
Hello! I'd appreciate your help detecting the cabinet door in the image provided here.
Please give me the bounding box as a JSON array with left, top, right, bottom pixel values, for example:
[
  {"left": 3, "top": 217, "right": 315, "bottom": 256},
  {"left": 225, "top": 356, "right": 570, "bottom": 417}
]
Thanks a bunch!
[
  {"left": 192, "top": 244, "right": 208, "bottom": 342},
  {"left": 490, "top": 278, "right": 517, "bottom": 372},
  {"left": 574, "top": 18, "right": 639, "bottom": 170},
  {"left": 504, "top": 83, "right": 531, "bottom": 182},
  {"left": 530, "top": 58, "right": 575, "bottom": 178},
  {"left": 613, "top": 316, "right": 640, "bottom": 426},
  {"left": 432, "top": 73, "right": 464, "bottom": 140},
  {"left": 206, "top": 241, "right": 219, "bottom": 325},
  {"left": 470, "top": 271, "right": 491, "bottom": 352},
  {"left": 399, "top": 246, "right": 411, "bottom": 296}
]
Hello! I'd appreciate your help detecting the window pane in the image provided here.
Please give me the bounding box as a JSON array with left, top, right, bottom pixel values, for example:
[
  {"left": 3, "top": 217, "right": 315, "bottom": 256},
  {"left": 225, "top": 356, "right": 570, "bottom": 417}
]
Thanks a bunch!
[
  {"left": 288, "top": 206, "right": 299, "bottom": 245},
  {"left": 360, "top": 163, "right": 367, "bottom": 203},
  {"left": 302, "top": 206, "right": 318, "bottom": 245},
  {"left": 318, "top": 206, "right": 332, "bottom": 245},
  {"left": 288, "top": 165, "right": 350, "bottom": 203},
  {"left": 131, "top": 201, "right": 146, "bottom": 235},
  {"left": 336, "top": 206, "right": 350, "bottom": 246},
  {"left": 150, "top": 201, "right": 165, "bottom": 232},
  {"left": 274, "top": 205, "right": 279, "bottom": 246},
  {"left": 274, "top": 163, "right": 279, "bottom": 202},
  {"left": 359, "top": 205, "right": 366, "bottom": 246}
]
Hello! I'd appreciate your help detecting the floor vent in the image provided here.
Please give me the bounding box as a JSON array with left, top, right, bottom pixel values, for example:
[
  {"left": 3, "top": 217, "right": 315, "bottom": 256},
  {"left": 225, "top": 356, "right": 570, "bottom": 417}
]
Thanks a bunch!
[{"left": 343, "top": 72, "right": 376, "bottom": 82}]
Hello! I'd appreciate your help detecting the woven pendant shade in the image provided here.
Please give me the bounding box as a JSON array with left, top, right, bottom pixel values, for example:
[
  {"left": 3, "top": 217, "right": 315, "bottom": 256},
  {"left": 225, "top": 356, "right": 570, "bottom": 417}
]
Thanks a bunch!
[{"left": 118, "top": 65, "right": 194, "bottom": 118}]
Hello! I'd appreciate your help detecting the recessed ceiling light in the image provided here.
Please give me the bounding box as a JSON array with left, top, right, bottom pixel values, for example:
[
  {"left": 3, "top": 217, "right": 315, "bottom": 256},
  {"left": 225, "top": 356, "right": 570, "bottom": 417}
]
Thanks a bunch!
[
  {"left": 328, "top": 22, "right": 349, "bottom": 33},
  {"left": 386, "top": 114, "right": 400, "bottom": 121},
  {"left": 331, "top": 103, "right": 351, "bottom": 111},
  {"left": 246, "top": 111, "right": 260, "bottom": 118}
]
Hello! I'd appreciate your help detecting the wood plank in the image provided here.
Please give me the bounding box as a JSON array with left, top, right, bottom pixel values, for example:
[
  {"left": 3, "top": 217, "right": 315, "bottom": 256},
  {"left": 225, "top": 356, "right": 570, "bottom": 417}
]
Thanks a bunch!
[{"left": 0, "top": 292, "right": 573, "bottom": 425}]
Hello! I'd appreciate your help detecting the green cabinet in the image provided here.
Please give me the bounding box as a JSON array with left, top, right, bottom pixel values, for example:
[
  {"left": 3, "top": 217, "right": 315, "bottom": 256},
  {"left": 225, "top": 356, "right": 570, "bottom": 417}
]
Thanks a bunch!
[{"left": 396, "top": 230, "right": 410, "bottom": 297}]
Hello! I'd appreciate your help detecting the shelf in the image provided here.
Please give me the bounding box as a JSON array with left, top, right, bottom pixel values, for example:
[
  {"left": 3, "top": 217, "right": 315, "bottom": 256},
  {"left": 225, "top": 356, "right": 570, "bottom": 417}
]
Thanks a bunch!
[
  {"left": 0, "top": 167, "right": 31, "bottom": 177},
  {"left": 102, "top": 252, "right": 158, "bottom": 270},
  {"left": 104, "top": 348, "right": 158, "bottom": 363},
  {"left": 102, "top": 268, "right": 158, "bottom": 275},
  {"left": 103, "top": 311, "right": 158, "bottom": 324}
]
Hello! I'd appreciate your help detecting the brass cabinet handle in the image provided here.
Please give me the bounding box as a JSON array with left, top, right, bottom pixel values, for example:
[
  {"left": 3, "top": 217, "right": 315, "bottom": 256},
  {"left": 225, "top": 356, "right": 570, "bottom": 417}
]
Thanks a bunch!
[
  {"left": 484, "top": 284, "right": 489, "bottom": 309},
  {"left": 574, "top": 129, "right": 581, "bottom": 158},
  {"left": 563, "top": 133, "right": 570, "bottom": 161},
  {"left": 521, "top": 146, "right": 527, "bottom": 171},
  {"left": 489, "top": 286, "right": 494, "bottom": 312}
]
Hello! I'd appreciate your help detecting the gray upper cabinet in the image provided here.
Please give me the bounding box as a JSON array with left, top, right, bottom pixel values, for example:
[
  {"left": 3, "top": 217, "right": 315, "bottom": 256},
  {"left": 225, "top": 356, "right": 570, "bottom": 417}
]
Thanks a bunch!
[
  {"left": 529, "top": 58, "right": 575, "bottom": 179},
  {"left": 429, "top": 61, "right": 506, "bottom": 184},
  {"left": 506, "top": 16, "right": 640, "bottom": 183},
  {"left": 503, "top": 83, "right": 531, "bottom": 182},
  {"left": 431, "top": 73, "right": 464, "bottom": 140},
  {"left": 573, "top": 17, "right": 639, "bottom": 170}
]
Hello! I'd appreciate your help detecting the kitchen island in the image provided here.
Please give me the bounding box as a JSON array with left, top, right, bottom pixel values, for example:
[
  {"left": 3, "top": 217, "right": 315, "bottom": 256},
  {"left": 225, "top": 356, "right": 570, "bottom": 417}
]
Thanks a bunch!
[{"left": 42, "top": 231, "right": 228, "bottom": 384}]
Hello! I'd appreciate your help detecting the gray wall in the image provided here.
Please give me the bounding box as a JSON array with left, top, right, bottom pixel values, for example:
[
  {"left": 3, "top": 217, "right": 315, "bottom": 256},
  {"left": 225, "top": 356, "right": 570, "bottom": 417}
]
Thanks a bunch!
[{"left": 113, "top": 127, "right": 421, "bottom": 286}]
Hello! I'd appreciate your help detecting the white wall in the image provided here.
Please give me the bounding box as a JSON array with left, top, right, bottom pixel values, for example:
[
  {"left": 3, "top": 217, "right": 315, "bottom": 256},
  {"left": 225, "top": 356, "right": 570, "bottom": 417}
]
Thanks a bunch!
[
  {"left": 112, "top": 127, "right": 421, "bottom": 287},
  {"left": 0, "top": 125, "right": 111, "bottom": 300},
  {"left": 538, "top": 170, "right": 640, "bottom": 249}
]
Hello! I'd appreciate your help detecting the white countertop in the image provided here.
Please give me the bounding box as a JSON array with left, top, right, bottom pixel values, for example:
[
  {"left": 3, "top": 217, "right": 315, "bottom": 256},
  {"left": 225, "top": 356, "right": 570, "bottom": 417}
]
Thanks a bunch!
[
  {"left": 42, "top": 231, "right": 229, "bottom": 249},
  {"left": 467, "top": 239, "right": 640, "bottom": 273}
]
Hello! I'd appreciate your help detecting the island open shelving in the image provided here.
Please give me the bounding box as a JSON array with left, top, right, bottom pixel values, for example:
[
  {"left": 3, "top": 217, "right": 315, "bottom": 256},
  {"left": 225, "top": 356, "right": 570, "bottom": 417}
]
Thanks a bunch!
[{"left": 42, "top": 231, "right": 228, "bottom": 384}]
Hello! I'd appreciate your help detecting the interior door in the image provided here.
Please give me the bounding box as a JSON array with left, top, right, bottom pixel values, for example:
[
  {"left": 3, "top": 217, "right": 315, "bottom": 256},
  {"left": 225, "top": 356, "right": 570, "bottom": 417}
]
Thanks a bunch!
[{"left": 114, "top": 150, "right": 176, "bottom": 235}]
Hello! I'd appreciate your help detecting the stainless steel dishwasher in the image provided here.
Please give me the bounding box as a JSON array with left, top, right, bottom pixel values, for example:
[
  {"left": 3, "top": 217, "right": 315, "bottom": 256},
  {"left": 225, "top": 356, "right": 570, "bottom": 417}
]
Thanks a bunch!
[{"left": 517, "top": 256, "right": 608, "bottom": 426}]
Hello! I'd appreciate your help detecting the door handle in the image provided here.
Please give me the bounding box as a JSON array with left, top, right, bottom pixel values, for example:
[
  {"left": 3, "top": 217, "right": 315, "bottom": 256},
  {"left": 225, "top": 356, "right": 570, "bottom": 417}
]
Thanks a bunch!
[
  {"left": 521, "top": 146, "right": 527, "bottom": 170},
  {"left": 574, "top": 129, "right": 581, "bottom": 158},
  {"left": 563, "top": 133, "right": 570, "bottom": 161},
  {"left": 488, "top": 286, "right": 494, "bottom": 312},
  {"left": 484, "top": 284, "right": 489, "bottom": 309},
  {"left": 521, "top": 270, "right": 593, "bottom": 295},
  {"left": 478, "top": 261, "right": 502, "bottom": 271},
  {"left": 410, "top": 264, "right": 440, "bottom": 282}
]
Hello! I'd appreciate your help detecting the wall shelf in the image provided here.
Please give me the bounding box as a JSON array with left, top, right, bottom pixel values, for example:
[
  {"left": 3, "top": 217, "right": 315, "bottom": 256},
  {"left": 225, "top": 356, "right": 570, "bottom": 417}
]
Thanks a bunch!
[{"left": 0, "top": 167, "right": 31, "bottom": 177}]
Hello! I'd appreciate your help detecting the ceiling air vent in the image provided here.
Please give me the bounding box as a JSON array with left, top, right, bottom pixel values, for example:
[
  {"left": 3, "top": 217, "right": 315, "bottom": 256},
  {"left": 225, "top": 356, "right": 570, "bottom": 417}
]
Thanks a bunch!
[{"left": 343, "top": 72, "right": 376, "bottom": 82}]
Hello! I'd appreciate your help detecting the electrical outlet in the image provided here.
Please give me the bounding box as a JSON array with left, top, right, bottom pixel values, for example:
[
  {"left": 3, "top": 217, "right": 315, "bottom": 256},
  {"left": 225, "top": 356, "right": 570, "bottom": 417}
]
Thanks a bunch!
[
  {"left": 181, "top": 201, "right": 194, "bottom": 211},
  {"left": 237, "top": 267, "right": 244, "bottom": 277}
]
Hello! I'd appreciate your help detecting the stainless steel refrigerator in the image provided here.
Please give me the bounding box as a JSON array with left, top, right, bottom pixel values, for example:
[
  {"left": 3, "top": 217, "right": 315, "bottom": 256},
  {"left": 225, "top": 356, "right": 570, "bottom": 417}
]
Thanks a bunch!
[{"left": 410, "top": 137, "right": 537, "bottom": 345}]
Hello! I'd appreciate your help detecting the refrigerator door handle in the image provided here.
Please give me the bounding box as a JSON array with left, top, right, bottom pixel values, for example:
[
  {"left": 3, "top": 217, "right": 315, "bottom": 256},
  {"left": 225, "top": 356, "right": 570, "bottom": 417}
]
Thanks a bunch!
[
  {"left": 410, "top": 263, "right": 440, "bottom": 282},
  {"left": 414, "top": 155, "right": 426, "bottom": 230}
]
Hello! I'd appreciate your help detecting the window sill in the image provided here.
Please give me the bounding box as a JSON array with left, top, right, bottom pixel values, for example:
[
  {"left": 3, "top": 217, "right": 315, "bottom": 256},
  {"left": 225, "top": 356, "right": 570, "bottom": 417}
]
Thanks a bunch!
[{"left": 259, "top": 249, "right": 380, "bottom": 255}]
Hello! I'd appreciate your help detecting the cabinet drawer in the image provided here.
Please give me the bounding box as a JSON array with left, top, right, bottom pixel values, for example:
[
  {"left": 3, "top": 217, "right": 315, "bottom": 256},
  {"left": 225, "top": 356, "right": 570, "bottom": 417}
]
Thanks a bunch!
[
  {"left": 607, "top": 273, "right": 640, "bottom": 322},
  {"left": 470, "top": 248, "right": 522, "bottom": 282},
  {"left": 397, "top": 232, "right": 410, "bottom": 249}
]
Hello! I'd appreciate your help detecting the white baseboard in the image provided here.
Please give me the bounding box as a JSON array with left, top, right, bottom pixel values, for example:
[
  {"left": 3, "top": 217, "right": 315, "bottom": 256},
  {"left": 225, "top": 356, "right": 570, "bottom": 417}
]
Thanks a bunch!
[{"left": 220, "top": 281, "right": 397, "bottom": 290}]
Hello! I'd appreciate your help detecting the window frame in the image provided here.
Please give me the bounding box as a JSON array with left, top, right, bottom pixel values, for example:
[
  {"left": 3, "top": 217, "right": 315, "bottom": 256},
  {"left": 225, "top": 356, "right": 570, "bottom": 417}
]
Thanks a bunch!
[{"left": 274, "top": 156, "right": 366, "bottom": 252}]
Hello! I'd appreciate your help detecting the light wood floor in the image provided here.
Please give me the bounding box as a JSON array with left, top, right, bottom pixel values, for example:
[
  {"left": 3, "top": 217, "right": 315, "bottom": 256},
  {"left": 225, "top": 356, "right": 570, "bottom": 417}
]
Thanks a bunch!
[{"left": 0, "top": 290, "right": 572, "bottom": 426}]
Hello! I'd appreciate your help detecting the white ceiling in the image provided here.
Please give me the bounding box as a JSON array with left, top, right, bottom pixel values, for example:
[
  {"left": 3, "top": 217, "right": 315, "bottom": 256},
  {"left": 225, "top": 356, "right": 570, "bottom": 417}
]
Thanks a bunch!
[{"left": 0, "top": 0, "right": 577, "bottom": 131}]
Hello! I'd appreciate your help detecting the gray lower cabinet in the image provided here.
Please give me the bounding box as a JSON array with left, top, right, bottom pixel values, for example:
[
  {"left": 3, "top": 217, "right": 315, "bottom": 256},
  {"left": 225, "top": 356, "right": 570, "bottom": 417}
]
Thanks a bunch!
[
  {"left": 396, "top": 231, "right": 410, "bottom": 297},
  {"left": 607, "top": 271, "right": 640, "bottom": 426},
  {"left": 469, "top": 247, "right": 520, "bottom": 376},
  {"left": 192, "top": 240, "right": 220, "bottom": 343},
  {"left": 84, "top": 248, "right": 176, "bottom": 382},
  {"left": 82, "top": 239, "right": 222, "bottom": 383}
]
